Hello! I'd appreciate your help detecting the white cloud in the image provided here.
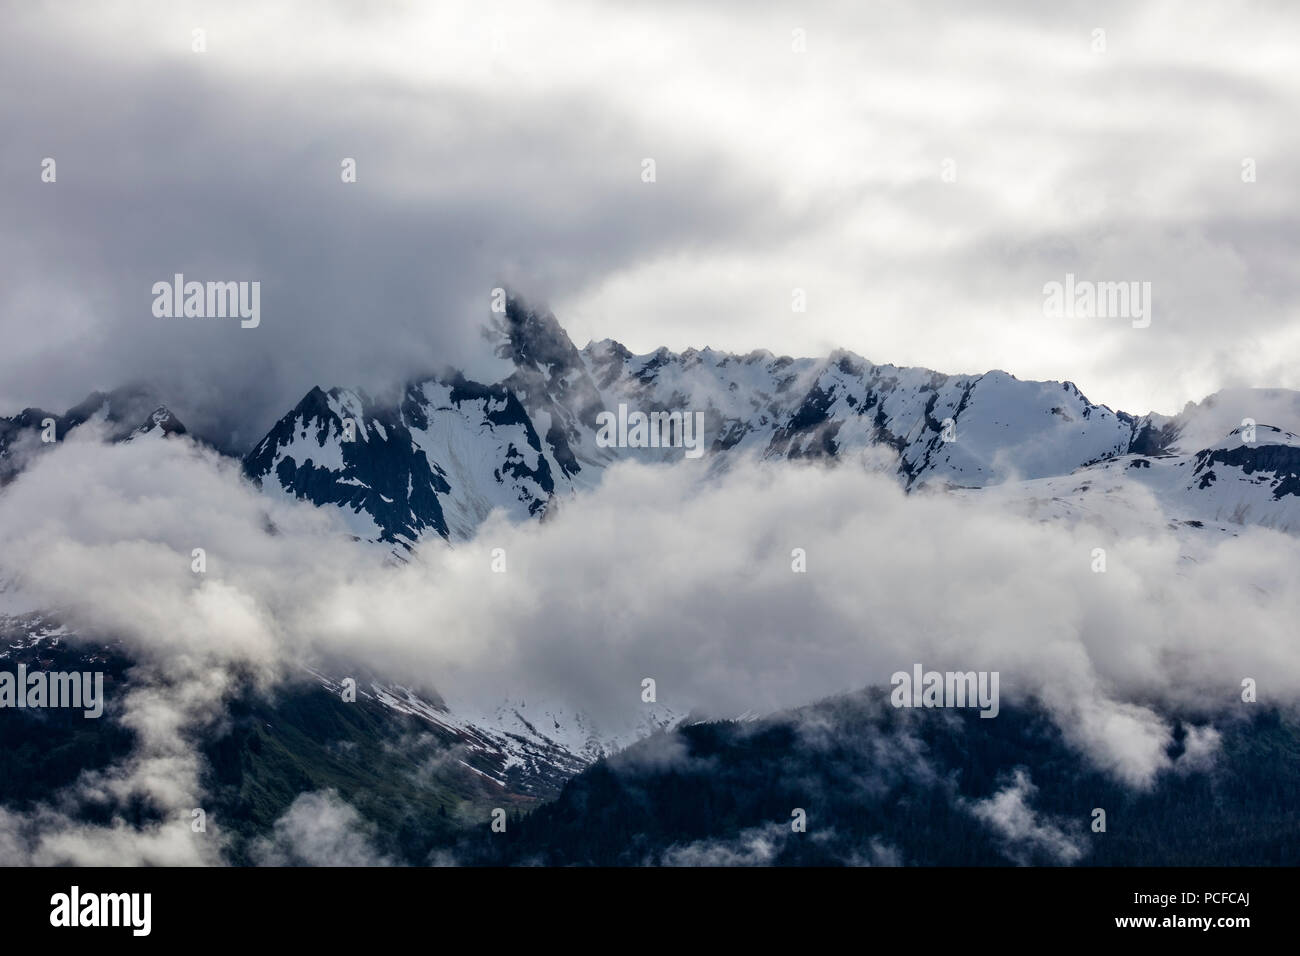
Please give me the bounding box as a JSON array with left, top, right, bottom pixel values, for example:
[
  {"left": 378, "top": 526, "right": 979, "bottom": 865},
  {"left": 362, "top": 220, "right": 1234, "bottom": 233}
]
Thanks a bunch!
[
  {"left": 250, "top": 790, "right": 394, "bottom": 867},
  {"left": 966, "top": 768, "right": 1086, "bottom": 865},
  {"left": 0, "top": 433, "right": 1295, "bottom": 803}
]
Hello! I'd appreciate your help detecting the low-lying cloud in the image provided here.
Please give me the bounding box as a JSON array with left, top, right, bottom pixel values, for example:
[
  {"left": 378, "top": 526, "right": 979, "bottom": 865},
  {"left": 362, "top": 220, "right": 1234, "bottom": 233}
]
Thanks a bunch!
[{"left": 0, "top": 429, "right": 1298, "bottom": 861}]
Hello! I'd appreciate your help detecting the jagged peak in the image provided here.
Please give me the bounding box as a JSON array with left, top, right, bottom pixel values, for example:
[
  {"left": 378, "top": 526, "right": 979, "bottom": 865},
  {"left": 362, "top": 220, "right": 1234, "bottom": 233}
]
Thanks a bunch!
[
  {"left": 489, "top": 293, "right": 583, "bottom": 376},
  {"left": 136, "top": 405, "right": 186, "bottom": 437}
]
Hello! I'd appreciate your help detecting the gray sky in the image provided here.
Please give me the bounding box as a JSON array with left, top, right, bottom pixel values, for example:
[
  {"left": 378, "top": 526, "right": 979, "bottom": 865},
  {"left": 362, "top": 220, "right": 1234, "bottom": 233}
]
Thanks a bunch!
[{"left": 2, "top": 0, "right": 1298, "bottom": 447}]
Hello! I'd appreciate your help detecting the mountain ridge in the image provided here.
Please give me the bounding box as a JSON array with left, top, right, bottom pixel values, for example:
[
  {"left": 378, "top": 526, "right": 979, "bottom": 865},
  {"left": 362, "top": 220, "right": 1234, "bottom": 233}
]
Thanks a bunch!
[
  {"left": 236, "top": 296, "right": 1300, "bottom": 544},
  {"left": 7, "top": 298, "right": 1300, "bottom": 540}
]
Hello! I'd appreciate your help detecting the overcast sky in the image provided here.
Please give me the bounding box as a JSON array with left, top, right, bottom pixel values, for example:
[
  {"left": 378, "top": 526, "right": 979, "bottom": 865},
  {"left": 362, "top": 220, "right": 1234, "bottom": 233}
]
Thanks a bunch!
[{"left": 2, "top": 0, "right": 1298, "bottom": 447}]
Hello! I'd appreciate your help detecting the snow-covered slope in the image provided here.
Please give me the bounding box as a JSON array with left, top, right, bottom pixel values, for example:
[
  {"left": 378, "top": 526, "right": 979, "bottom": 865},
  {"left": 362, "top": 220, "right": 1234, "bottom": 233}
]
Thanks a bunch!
[
  {"left": 583, "top": 341, "right": 1143, "bottom": 485},
  {"left": 1155, "top": 388, "right": 1300, "bottom": 455},
  {"left": 240, "top": 296, "right": 1300, "bottom": 547},
  {"left": 955, "top": 421, "right": 1300, "bottom": 540},
  {"left": 243, "top": 378, "right": 567, "bottom": 546}
]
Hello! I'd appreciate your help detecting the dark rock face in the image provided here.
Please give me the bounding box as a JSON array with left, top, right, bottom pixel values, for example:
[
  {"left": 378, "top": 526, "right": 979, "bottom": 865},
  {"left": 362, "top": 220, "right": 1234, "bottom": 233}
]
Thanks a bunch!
[
  {"left": 243, "top": 386, "right": 451, "bottom": 544},
  {"left": 1194, "top": 443, "right": 1300, "bottom": 499}
]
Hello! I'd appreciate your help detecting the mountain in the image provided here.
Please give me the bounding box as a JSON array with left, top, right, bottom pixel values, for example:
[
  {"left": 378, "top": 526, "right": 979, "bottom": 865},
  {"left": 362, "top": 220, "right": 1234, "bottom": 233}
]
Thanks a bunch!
[
  {"left": 8, "top": 610, "right": 1295, "bottom": 866},
  {"left": 0, "top": 613, "right": 677, "bottom": 862},
  {"left": 241, "top": 379, "right": 556, "bottom": 545},
  {"left": 240, "top": 295, "right": 1300, "bottom": 546},
  {"left": 0, "top": 385, "right": 185, "bottom": 483},
  {"left": 4, "top": 298, "right": 1299, "bottom": 865},
  {"left": 9, "top": 299, "right": 1289, "bottom": 547},
  {"left": 451, "top": 689, "right": 1300, "bottom": 867},
  {"left": 959, "top": 422, "right": 1300, "bottom": 536},
  {"left": 0, "top": 610, "right": 680, "bottom": 842}
]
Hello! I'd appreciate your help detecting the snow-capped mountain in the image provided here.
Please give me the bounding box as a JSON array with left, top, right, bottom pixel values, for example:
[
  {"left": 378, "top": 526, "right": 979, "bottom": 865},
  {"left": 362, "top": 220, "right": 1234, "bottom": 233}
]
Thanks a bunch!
[
  {"left": 4, "top": 298, "right": 1298, "bottom": 862},
  {"left": 242, "top": 379, "right": 556, "bottom": 545},
  {"left": 240, "top": 296, "right": 1300, "bottom": 547},
  {"left": 951, "top": 429, "right": 1300, "bottom": 542},
  {"left": 5, "top": 297, "right": 1299, "bottom": 800},
  {"left": 0, "top": 385, "right": 186, "bottom": 482}
]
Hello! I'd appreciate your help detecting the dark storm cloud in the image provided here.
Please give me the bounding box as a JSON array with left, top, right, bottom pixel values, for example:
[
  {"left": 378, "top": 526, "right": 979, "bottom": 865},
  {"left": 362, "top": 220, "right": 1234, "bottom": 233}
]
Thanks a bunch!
[
  {"left": 2, "top": 0, "right": 1298, "bottom": 444},
  {"left": 0, "top": 3, "right": 786, "bottom": 449}
]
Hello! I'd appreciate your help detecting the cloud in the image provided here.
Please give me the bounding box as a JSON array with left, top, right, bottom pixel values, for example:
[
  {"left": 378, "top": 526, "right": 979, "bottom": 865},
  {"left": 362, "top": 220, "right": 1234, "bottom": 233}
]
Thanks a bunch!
[
  {"left": 0, "top": 422, "right": 1298, "bottom": 858},
  {"left": 0, "top": 809, "right": 215, "bottom": 866},
  {"left": 3, "top": 0, "right": 1298, "bottom": 448},
  {"left": 658, "top": 821, "right": 901, "bottom": 866},
  {"left": 2, "top": 0, "right": 1295, "bottom": 867},
  {"left": 660, "top": 823, "right": 786, "bottom": 866},
  {"left": 0, "top": 0, "right": 781, "bottom": 449},
  {"left": 607, "top": 730, "right": 698, "bottom": 773},
  {"left": 966, "top": 768, "right": 1086, "bottom": 865},
  {"left": 249, "top": 790, "right": 395, "bottom": 866}
]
